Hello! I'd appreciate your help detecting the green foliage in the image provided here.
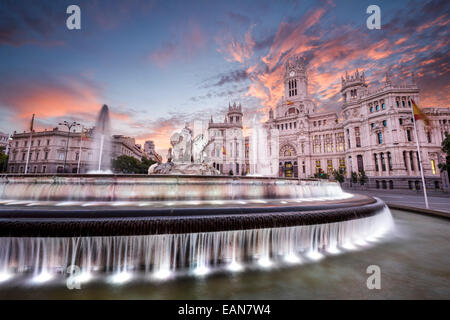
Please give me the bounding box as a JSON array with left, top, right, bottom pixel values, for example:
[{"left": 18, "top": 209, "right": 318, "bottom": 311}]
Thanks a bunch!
[
  {"left": 332, "top": 169, "right": 345, "bottom": 183},
  {"left": 111, "top": 156, "right": 156, "bottom": 174},
  {"left": 313, "top": 169, "right": 329, "bottom": 179},
  {"left": 140, "top": 157, "right": 156, "bottom": 173},
  {"left": 0, "top": 151, "right": 8, "bottom": 173},
  {"left": 438, "top": 133, "right": 450, "bottom": 173},
  {"left": 358, "top": 169, "right": 368, "bottom": 185},
  {"left": 350, "top": 171, "right": 358, "bottom": 183},
  {"left": 228, "top": 170, "right": 234, "bottom": 176}
]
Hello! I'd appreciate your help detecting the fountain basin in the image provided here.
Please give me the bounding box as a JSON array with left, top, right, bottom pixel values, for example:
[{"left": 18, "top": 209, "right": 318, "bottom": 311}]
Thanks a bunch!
[
  {"left": 0, "top": 174, "right": 345, "bottom": 202},
  {"left": 0, "top": 174, "right": 394, "bottom": 285}
]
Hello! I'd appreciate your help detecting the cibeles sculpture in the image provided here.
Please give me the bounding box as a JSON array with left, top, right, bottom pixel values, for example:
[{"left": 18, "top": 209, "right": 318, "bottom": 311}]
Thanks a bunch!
[{"left": 148, "top": 123, "right": 220, "bottom": 175}]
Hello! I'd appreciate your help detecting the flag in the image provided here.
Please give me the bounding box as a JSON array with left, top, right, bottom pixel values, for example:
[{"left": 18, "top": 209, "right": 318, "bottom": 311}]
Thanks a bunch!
[
  {"left": 411, "top": 99, "right": 430, "bottom": 126},
  {"left": 81, "top": 129, "right": 88, "bottom": 141},
  {"left": 30, "top": 114, "right": 35, "bottom": 131},
  {"left": 222, "top": 146, "right": 226, "bottom": 155},
  {"left": 286, "top": 100, "right": 294, "bottom": 105}
]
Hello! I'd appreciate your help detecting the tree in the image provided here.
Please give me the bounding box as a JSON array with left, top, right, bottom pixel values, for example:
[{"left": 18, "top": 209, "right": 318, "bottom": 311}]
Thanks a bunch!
[
  {"left": 351, "top": 171, "right": 358, "bottom": 184},
  {"left": 112, "top": 156, "right": 157, "bottom": 174},
  {"left": 228, "top": 169, "right": 234, "bottom": 176},
  {"left": 139, "top": 157, "right": 156, "bottom": 173},
  {"left": 0, "top": 152, "right": 8, "bottom": 173},
  {"left": 358, "top": 169, "right": 368, "bottom": 185},
  {"left": 438, "top": 133, "right": 450, "bottom": 176},
  {"left": 332, "top": 169, "right": 345, "bottom": 184},
  {"left": 112, "top": 155, "right": 142, "bottom": 174}
]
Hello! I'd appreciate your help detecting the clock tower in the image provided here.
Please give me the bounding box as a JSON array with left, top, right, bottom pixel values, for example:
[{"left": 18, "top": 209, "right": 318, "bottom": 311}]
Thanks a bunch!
[{"left": 284, "top": 56, "right": 308, "bottom": 100}]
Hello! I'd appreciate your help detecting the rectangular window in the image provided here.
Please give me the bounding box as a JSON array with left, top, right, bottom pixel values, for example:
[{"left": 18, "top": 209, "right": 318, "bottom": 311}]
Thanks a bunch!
[
  {"left": 387, "top": 152, "right": 393, "bottom": 171},
  {"left": 403, "top": 151, "right": 407, "bottom": 168},
  {"left": 409, "top": 151, "right": 415, "bottom": 171},
  {"left": 377, "top": 132, "right": 383, "bottom": 144},
  {"left": 431, "top": 159, "right": 436, "bottom": 175},
  {"left": 416, "top": 152, "right": 421, "bottom": 171},
  {"left": 313, "top": 135, "right": 321, "bottom": 153},
  {"left": 336, "top": 133, "right": 345, "bottom": 152},
  {"left": 327, "top": 160, "right": 333, "bottom": 173},
  {"left": 339, "top": 158, "right": 346, "bottom": 173},
  {"left": 380, "top": 153, "right": 386, "bottom": 171},
  {"left": 355, "top": 127, "right": 361, "bottom": 148},
  {"left": 407, "top": 130, "right": 412, "bottom": 142},
  {"left": 325, "top": 134, "right": 333, "bottom": 153},
  {"left": 315, "top": 160, "right": 321, "bottom": 174},
  {"left": 374, "top": 154, "right": 379, "bottom": 172}
]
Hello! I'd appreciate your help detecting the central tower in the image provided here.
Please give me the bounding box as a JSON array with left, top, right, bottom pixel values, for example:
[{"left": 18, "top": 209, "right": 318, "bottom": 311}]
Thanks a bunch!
[{"left": 284, "top": 56, "right": 308, "bottom": 100}]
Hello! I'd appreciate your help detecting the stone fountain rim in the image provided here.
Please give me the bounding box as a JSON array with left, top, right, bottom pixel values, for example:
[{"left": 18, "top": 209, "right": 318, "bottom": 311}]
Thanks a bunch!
[
  {"left": 0, "top": 197, "right": 386, "bottom": 237},
  {"left": 0, "top": 173, "right": 325, "bottom": 182}
]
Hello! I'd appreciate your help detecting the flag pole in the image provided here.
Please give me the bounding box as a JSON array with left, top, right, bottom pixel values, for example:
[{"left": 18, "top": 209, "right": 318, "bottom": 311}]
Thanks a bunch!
[
  {"left": 410, "top": 102, "right": 429, "bottom": 209},
  {"left": 24, "top": 114, "right": 34, "bottom": 174},
  {"left": 77, "top": 126, "right": 83, "bottom": 174}
]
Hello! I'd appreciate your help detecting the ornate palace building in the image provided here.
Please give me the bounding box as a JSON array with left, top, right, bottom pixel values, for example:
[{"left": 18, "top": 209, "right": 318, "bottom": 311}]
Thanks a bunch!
[
  {"left": 265, "top": 55, "right": 450, "bottom": 190},
  {"left": 207, "top": 103, "right": 246, "bottom": 175}
]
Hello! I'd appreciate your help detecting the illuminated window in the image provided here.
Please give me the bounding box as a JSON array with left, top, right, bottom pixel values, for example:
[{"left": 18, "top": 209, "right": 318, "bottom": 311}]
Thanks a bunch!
[
  {"left": 313, "top": 135, "right": 321, "bottom": 153},
  {"left": 339, "top": 158, "right": 346, "bottom": 173},
  {"left": 431, "top": 159, "right": 436, "bottom": 175},
  {"left": 327, "top": 160, "right": 333, "bottom": 173},
  {"left": 336, "top": 132, "right": 345, "bottom": 152},
  {"left": 325, "top": 134, "right": 333, "bottom": 153},
  {"left": 315, "top": 160, "right": 321, "bottom": 174}
]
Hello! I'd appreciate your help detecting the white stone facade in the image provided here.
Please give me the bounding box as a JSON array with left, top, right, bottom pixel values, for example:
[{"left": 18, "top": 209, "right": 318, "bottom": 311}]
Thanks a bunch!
[
  {"left": 7, "top": 128, "right": 146, "bottom": 174},
  {"left": 207, "top": 103, "right": 247, "bottom": 175},
  {"left": 266, "top": 55, "right": 450, "bottom": 190}
]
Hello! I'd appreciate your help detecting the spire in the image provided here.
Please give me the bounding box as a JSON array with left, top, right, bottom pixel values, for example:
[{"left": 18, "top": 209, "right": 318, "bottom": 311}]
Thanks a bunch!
[{"left": 385, "top": 68, "right": 392, "bottom": 86}]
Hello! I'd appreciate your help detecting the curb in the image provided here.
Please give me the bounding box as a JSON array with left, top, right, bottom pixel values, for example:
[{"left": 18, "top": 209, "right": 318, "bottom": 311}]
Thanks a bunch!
[{"left": 387, "top": 203, "right": 450, "bottom": 220}]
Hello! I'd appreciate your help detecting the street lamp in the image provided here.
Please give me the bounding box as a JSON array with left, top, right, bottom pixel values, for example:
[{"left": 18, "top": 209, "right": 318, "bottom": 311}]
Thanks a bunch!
[{"left": 58, "top": 121, "right": 80, "bottom": 173}]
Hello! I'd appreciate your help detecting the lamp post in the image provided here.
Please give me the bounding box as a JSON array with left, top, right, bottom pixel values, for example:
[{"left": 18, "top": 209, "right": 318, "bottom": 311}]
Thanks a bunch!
[{"left": 58, "top": 121, "right": 80, "bottom": 173}]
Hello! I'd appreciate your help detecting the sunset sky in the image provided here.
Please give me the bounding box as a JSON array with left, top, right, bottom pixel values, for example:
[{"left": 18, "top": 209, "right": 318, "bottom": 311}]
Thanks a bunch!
[{"left": 0, "top": 0, "right": 449, "bottom": 155}]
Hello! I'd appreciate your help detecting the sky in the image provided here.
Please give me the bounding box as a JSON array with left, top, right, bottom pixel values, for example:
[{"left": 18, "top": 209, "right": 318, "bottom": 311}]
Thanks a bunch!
[{"left": 0, "top": 0, "right": 449, "bottom": 156}]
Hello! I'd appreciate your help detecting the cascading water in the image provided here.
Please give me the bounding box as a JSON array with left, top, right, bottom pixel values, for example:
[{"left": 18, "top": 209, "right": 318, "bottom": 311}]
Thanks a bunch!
[
  {"left": 0, "top": 173, "right": 395, "bottom": 287},
  {"left": 89, "top": 104, "right": 112, "bottom": 174},
  {"left": 249, "top": 116, "right": 275, "bottom": 176},
  {"left": 0, "top": 206, "right": 394, "bottom": 284}
]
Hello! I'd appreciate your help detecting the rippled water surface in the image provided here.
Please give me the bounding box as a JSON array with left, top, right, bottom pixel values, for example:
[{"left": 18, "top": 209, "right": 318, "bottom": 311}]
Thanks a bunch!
[{"left": 0, "top": 210, "right": 448, "bottom": 299}]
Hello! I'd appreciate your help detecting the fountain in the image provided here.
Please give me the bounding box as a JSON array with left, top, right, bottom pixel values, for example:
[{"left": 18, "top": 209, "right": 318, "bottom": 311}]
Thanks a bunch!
[
  {"left": 0, "top": 118, "right": 395, "bottom": 287},
  {"left": 148, "top": 123, "right": 219, "bottom": 175},
  {"left": 249, "top": 116, "right": 279, "bottom": 176},
  {"left": 88, "top": 104, "right": 112, "bottom": 174}
]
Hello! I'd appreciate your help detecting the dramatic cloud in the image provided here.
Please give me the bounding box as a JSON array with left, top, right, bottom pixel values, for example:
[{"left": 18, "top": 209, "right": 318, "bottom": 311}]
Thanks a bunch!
[
  {"left": 148, "top": 21, "right": 207, "bottom": 67},
  {"left": 0, "top": 0, "right": 65, "bottom": 47},
  {"left": 215, "top": 26, "right": 255, "bottom": 63},
  {"left": 237, "top": 1, "right": 450, "bottom": 117},
  {"left": 0, "top": 73, "right": 134, "bottom": 131}
]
